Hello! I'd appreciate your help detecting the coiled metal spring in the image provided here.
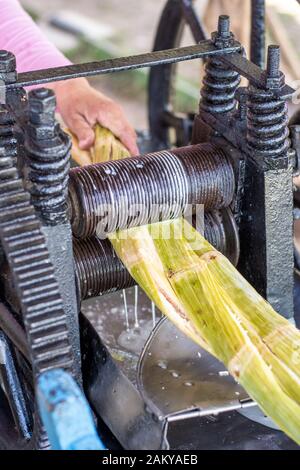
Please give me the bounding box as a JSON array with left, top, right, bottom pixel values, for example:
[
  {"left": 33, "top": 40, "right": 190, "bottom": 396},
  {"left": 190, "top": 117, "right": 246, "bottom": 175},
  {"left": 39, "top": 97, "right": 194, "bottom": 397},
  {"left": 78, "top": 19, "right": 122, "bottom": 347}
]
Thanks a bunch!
[
  {"left": 0, "top": 106, "right": 17, "bottom": 165},
  {"left": 25, "top": 89, "right": 71, "bottom": 224},
  {"left": 247, "top": 86, "right": 289, "bottom": 158},
  {"left": 200, "top": 58, "right": 241, "bottom": 114}
]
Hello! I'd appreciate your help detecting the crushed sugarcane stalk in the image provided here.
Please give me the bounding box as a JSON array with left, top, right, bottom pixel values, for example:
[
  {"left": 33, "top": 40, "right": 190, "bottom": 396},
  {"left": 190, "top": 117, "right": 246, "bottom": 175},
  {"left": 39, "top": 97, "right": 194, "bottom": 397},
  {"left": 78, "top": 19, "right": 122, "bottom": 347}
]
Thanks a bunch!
[
  {"left": 66, "top": 125, "right": 129, "bottom": 166},
  {"left": 110, "top": 218, "right": 300, "bottom": 445}
]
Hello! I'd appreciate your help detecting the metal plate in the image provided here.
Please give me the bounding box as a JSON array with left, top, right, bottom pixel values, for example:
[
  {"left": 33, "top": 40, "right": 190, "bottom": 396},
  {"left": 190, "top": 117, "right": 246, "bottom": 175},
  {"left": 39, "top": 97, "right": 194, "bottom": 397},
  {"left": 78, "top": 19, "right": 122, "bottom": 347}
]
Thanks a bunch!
[
  {"left": 137, "top": 317, "right": 250, "bottom": 420},
  {"left": 238, "top": 407, "right": 280, "bottom": 431}
]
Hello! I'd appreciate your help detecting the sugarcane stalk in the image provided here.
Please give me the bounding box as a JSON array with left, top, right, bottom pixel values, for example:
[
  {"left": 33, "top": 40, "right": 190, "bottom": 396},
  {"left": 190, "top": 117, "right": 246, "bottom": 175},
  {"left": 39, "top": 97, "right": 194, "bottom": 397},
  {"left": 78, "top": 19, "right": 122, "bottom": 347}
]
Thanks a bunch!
[
  {"left": 208, "top": 257, "right": 300, "bottom": 378},
  {"left": 91, "top": 126, "right": 129, "bottom": 163},
  {"left": 65, "top": 128, "right": 92, "bottom": 166},
  {"left": 66, "top": 125, "right": 129, "bottom": 166},
  {"left": 152, "top": 220, "right": 300, "bottom": 399},
  {"left": 110, "top": 218, "right": 300, "bottom": 444}
]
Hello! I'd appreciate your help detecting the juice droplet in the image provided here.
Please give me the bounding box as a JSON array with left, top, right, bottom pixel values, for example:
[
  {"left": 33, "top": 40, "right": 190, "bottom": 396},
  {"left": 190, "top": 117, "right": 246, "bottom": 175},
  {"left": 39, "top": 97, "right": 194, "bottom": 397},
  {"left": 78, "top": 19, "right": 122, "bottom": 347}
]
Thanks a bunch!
[
  {"left": 134, "top": 285, "right": 139, "bottom": 328},
  {"left": 151, "top": 301, "right": 156, "bottom": 327},
  {"left": 184, "top": 381, "right": 194, "bottom": 387},
  {"left": 122, "top": 289, "right": 129, "bottom": 330},
  {"left": 218, "top": 370, "right": 229, "bottom": 377},
  {"left": 157, "top": 360, "right": 167, "bottom": 369},
  {"left": 171, "top": 371, "right": 179, "bottom": 378}
]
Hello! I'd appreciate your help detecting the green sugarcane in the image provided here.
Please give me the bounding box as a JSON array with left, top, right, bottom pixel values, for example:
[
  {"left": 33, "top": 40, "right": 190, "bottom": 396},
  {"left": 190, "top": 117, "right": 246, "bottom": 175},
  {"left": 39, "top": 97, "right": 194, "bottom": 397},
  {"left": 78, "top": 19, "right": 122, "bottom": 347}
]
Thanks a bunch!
[{"left": 110, "top": 218, "right": 300, "bottom": 444}]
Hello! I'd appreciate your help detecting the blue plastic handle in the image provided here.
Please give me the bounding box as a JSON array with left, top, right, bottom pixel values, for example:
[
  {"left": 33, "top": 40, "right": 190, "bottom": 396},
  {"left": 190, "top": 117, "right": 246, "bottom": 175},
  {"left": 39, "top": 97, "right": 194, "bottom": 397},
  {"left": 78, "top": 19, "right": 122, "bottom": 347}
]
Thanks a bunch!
[{"left": 37, "top": 369, "right": 106, "bottom": 450}]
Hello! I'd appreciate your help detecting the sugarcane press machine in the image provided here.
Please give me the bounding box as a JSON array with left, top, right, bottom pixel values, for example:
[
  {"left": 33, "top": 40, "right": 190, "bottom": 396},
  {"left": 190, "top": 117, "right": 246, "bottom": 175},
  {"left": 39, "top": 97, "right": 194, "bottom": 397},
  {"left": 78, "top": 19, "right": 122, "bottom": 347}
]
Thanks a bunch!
[{"left": 0, "top": 0, "right": 299, "bottom": 450}]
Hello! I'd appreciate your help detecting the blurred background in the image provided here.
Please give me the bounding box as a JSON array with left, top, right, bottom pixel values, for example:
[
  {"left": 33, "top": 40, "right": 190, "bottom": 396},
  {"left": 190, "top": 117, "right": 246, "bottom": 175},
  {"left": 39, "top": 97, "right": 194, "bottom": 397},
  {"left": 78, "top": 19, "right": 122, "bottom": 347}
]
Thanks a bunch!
[{"left": 20, "top": 0, "right": 300, "bottom": 130}]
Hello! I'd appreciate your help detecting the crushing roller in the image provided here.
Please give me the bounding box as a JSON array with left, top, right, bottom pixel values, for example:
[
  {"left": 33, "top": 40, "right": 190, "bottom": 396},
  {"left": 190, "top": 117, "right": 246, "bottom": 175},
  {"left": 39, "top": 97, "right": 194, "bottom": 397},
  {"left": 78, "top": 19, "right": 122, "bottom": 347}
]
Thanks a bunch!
[{"left": 0, "top": 0, "right": 299, "bottom": 451}]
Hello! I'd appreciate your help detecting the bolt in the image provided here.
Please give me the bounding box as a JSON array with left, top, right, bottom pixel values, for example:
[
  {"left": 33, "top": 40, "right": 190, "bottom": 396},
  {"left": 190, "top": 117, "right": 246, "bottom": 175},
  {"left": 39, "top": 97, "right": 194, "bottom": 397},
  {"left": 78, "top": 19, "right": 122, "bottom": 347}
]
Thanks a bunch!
[
  {"left": 212, "top": 15, "right": 234, "bottom": 47},
  {"left": 33, "top": 88, "right": 51, "bottom": 99},
  {"left": 236, "top": 87, "right": 248, "bottom": 120},
  {"left": 264, "top": 45, "right": 284, "bottom": 89},
  {"left": 27, "top": 124, "right": 57, "bottom": 141},
  {"left": 28, "top": 88, "right": 57, "bottom": 138},
  {"left": 0, "top": 50, "right": 16, "bottom": 73},
  {"left": 29, "top": 88, "right": 56, "bottom": 115},
  {"left": 266, "top": 45, "right": 280, "bottom": 78},
  {"left": 217, "top": 15, "right": 230, "bottom": 39}
]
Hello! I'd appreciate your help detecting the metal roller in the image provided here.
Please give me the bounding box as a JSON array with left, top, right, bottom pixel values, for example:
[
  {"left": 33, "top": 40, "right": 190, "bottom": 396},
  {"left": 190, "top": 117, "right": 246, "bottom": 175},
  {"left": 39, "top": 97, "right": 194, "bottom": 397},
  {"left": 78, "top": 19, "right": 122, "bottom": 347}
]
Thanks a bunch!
[
  {"left": 69, "top": 143, "right": 235, "bottom": 239},
  {"left": 74, "top": 208, "right": 239, "bottom": 300},
  {"left": 73, "top": 236, "right": 135, "bottom": 300}
]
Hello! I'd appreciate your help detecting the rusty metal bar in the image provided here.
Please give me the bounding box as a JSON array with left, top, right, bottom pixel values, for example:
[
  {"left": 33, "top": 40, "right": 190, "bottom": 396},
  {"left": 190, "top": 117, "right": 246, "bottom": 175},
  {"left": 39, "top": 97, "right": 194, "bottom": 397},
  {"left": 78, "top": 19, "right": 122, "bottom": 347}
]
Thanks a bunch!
[{"left": 5, "top": 41, "right": 240, "bottom": 89}]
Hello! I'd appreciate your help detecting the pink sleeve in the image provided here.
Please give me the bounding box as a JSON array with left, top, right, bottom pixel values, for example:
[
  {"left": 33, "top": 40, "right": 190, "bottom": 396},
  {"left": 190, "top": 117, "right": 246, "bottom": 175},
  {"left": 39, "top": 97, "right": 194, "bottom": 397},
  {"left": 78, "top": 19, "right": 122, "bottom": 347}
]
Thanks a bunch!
[{"left": 0, "top": 0, "right": 71, "bottom": 73}]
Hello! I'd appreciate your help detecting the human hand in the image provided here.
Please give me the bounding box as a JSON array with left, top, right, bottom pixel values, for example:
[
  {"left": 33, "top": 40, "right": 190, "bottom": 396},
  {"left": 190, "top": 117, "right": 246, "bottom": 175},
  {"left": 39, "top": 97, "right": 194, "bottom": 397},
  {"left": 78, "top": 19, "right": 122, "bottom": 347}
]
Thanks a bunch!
[{"left": 49, "top": 78, "right": 139, "bottom": 155}]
